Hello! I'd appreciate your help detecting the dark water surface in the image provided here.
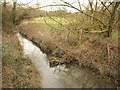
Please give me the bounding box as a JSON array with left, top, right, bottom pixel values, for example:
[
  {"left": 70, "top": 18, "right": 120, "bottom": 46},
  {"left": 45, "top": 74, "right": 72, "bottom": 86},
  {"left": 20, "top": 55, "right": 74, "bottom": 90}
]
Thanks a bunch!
[{"left": 17, "top": 33, "right": 114, "bottom": 88}]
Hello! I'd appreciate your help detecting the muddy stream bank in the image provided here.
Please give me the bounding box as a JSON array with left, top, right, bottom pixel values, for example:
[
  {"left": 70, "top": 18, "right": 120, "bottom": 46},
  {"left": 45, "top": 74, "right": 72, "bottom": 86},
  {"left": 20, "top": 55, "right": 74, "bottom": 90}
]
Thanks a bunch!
[{"left": 17, "top": 33, "right": 115, "bottom": 88}]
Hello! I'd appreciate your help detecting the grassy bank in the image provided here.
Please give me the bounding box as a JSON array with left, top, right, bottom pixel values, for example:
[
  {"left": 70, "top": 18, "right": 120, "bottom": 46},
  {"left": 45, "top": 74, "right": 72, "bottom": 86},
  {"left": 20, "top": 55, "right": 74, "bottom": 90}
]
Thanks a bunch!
[
  {"left": 18, "top": 19, "right": 119, "bottom": 87},
  {"left": 2, "top": 30, "right": 42, "bottom": 88}
]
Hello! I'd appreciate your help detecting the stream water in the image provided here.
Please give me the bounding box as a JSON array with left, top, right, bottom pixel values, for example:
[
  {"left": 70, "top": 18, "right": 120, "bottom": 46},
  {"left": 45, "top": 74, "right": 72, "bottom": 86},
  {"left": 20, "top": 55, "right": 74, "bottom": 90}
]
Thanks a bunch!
[{"left": 17, "top": 33, "right": 114, "bottom": 88}]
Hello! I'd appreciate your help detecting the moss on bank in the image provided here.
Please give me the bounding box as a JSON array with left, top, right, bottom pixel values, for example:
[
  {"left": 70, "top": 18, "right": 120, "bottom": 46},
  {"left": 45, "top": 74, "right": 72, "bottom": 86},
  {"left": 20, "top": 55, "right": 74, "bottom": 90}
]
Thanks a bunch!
[{"left": 2, "top": 31, "right": 42, "bottom": 88}]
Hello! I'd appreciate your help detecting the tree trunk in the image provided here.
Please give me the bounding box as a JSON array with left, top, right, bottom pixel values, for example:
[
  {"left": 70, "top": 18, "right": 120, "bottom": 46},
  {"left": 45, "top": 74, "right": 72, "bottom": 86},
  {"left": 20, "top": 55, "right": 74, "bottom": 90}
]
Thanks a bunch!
[
  {"left": 2, "top": 0, "right": 6, "bottom": 25},
  {"left": 107, "top": 22, "right": 112, "bottom": 37},
  {"left": 107, "top": 2, "right": 120, "bottom": 37},
  {"left": 12, "top": 1, "right": 17, "bottom": 25}
]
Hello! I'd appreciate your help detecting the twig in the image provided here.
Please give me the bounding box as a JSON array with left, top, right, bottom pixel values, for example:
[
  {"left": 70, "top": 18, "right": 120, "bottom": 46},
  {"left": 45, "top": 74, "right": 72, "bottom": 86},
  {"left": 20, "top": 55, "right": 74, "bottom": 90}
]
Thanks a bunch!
[{"left": 107, "top": 43, "right": 110, "bottom": 60}]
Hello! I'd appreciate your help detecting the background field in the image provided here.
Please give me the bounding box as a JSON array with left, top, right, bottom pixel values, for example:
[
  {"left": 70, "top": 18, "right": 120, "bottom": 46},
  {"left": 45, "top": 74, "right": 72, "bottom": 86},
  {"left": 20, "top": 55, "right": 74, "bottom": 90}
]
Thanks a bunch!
[
  {"left": 21, "top": 17, "right": 68, "bottom": 31},
  {"left": 21, "top": 16, "right": 119, "bottom": 41}
]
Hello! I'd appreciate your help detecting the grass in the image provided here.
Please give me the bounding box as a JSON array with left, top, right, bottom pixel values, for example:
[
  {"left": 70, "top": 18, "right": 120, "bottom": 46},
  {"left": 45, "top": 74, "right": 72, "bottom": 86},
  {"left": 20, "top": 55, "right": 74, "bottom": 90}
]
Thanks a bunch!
[
  {"left": 19, "top": 21, "right": 119, "bottom": 86},
  {"left": 18, "top": 15, "right": 120, "bottom": 86},
  {"left": 112, "top": 31, "right": 120, "bottom": 41},
  {"left": 2, "top": 31, "right": 42, "bottom": 88},
  {"left": 21, "top": 16, "right": 120, "bottom": 41},
  {"left": 21, "top": 17, "right": 68, "bottom": 31},
  {"left": 34, "top": 17, "right": 68, "bottom": 24},
  {"left": 18, "top": 15, "right": 119, "bottom": 87}
]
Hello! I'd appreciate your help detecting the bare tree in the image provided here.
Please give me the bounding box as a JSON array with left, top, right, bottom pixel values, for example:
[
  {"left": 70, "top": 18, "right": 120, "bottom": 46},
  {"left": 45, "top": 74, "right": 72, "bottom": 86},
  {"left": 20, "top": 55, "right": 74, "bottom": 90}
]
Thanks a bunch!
[
  {"left": 46, "top": 0, "right": 119, "bottom": 37},
  {"left": 12, "top": 0, "right": 17, "bottom": 24}
]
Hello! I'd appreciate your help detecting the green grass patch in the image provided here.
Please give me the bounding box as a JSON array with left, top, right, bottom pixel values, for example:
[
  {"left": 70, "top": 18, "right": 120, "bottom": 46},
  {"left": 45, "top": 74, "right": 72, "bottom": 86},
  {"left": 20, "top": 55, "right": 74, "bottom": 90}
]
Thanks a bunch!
[
  {"left": 21, "top": 17, "right": 68, "bottom": 31},
  {"left": 40, "top": 23, "right": 66, "bottom": 31},
  {"left": 112, "top": 31, "right": 120, "bottom": 41},
  {"left": 34, "top": 17, "right": 68, "bottom": 24},
  {"left": 22, "top": 17, "right": 68, "bottom": 25}
]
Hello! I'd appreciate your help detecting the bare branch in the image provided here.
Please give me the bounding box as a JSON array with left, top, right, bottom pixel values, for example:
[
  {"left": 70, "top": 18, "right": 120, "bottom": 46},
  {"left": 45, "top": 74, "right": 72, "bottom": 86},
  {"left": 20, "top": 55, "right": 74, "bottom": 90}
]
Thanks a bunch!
[
  {"left": 102, "top": 2, "right": 113, "bottom": 13},
  {"left": 82, "top": 4, "right": 110, "bottom": 18},
  {"left": 99, "top": 0, "right": 111, "bottom": 14},
  {"left": 18, "top": 0, "right": 33, "bottom": 6},
  {"left": 55, "top": 0, "right": 107, "bottom": 28},
  {"left": 45, "top": 12, "right": 63, "bottom": 26},
  {"left": 95, "top": 0, "right": 98, "bottom": 11},
  {"left": 88, "top": 0, "right": 93, "bottom": 11},
  {"left": 44, "top": 18, "right": 61, "bottom": 30},
  {"left": 77, "top": 0, "right": 82, "bottom": 10},
  {"left": 113, "top": 19, "right": 120, "bottom": 26},
  {"left": 83, "top": 29, "right": 108, "bottom": 33}
]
